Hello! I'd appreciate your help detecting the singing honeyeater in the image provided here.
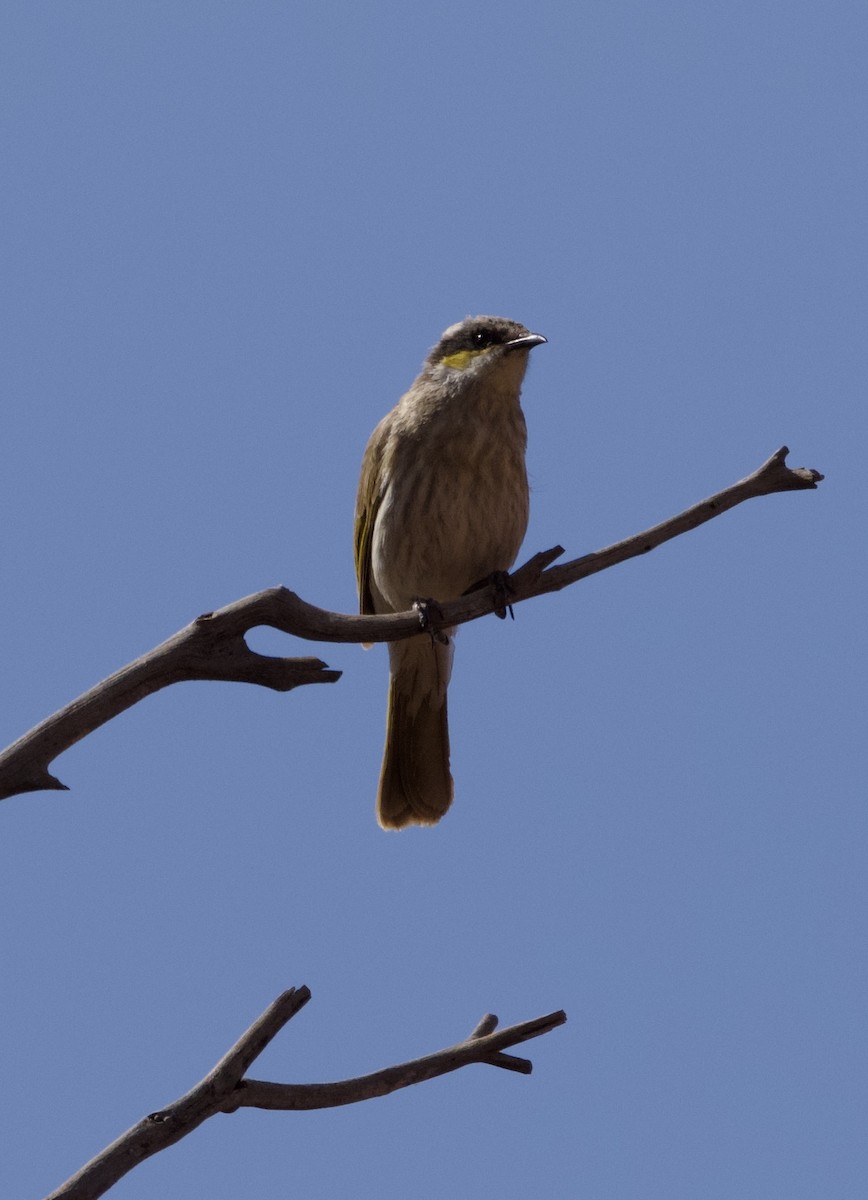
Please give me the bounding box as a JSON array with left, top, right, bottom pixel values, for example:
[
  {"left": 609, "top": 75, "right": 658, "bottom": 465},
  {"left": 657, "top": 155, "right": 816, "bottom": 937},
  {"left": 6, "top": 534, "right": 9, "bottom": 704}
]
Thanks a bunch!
[{"left": 354, "top": 315, "right": 546, "bottom": 829}]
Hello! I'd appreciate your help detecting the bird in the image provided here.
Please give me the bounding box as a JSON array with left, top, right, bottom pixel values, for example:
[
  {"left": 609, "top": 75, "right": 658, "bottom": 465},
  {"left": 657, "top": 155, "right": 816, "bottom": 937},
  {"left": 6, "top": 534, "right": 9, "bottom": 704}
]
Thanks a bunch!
[{"left": 354, "top": 315, "right": 546, "bottom": 829}]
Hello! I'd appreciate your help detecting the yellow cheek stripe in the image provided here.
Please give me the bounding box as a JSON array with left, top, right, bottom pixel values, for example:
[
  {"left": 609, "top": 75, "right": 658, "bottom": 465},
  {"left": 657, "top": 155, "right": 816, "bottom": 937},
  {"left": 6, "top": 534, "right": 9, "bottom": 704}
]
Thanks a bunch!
[{"left": 441, "top": 348, "right": 487, "bottom": 370}]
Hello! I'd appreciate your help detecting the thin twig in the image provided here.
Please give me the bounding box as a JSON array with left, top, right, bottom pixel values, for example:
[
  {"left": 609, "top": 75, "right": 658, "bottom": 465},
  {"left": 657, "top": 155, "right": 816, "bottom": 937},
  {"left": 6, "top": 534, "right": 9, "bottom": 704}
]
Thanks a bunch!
[
  {"left": 45, "top": 991, "right": 566, "bottom": 1200},
  {"left": 233, "top": 1009, "right": 566, "bottom": 1110}
]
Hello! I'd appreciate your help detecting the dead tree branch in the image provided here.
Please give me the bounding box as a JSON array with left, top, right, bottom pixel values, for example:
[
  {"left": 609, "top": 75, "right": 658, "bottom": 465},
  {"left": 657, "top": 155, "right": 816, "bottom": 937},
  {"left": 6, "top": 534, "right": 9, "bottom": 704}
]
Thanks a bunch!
[
  {"left": 0, "top": 446, "right": 822, "bottom": 802},
  {"left": 46, "top": 988, "right": 567, "bottom": 1200}
]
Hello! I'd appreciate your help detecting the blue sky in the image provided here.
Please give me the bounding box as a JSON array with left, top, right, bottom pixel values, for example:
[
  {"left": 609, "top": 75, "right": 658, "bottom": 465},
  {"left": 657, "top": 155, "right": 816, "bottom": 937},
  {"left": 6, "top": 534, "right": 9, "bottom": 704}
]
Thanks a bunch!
[{"left": 1, "top": 3, "right": 864, "bottom": 1197}]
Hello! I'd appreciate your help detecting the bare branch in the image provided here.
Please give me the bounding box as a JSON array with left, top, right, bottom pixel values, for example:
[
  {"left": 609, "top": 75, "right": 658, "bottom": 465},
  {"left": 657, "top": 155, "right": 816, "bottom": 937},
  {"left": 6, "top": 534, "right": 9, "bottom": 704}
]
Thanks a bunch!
[
  {"left": 231, "top": 446, "right": 823, "bottom": 644},
  {"left": 232, "top": 1008, "right": 567, "bottom": 1111},
  {"left": 0, "top": 615, "right": 340, "bottom": 801},
  {"left": 1, "top": 446, "right": 822, "bottom": 802},
  {"left": 505, "top": 445, "right": 824, "bottom": 604},
  {"left": 46, "top": 991, "right": 566, "bottom": 1200},
  {"left": 46, "top": 988, "right": 312, "bottom": 1200}
]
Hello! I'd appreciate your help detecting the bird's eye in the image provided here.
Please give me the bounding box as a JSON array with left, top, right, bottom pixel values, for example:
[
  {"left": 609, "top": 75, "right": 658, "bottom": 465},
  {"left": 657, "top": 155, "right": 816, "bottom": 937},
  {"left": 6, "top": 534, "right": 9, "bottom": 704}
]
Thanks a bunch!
[{"left": 472, "top": 330, "right": 492, "bottom": 348}]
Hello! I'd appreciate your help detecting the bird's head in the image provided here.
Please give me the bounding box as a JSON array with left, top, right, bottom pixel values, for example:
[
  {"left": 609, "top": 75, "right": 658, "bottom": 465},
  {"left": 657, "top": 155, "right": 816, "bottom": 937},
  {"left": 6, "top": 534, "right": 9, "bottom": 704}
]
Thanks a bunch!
[{"left": 423, "top": 315, "right": 547, "bottom": 391}]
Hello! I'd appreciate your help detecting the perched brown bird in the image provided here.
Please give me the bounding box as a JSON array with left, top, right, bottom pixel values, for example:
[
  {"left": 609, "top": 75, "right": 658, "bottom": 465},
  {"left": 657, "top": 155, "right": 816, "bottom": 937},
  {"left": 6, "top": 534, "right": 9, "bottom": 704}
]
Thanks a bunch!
[{"left": 354, "top": 315, "right": 546, "bottom": 829}]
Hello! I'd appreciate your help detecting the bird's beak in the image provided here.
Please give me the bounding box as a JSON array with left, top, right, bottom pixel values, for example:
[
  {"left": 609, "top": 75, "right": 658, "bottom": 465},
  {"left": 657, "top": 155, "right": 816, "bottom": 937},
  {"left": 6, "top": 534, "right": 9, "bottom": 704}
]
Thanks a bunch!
[{"left": 505, "top": 332, "right": 547, "bottom": 351}]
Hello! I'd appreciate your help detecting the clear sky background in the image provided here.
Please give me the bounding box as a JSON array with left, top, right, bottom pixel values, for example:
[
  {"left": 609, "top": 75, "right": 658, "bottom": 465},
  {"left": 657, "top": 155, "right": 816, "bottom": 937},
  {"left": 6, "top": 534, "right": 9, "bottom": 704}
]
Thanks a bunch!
[{"left": 1, "top": 3, "right": 864, "bottom": 1197}]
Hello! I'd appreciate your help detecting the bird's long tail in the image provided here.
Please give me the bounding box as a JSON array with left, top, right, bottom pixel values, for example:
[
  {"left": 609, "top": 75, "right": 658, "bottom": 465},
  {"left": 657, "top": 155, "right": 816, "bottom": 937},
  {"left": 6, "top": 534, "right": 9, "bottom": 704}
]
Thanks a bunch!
[{"left": 377, "top": 633, "right": 454, "bottom": 829}]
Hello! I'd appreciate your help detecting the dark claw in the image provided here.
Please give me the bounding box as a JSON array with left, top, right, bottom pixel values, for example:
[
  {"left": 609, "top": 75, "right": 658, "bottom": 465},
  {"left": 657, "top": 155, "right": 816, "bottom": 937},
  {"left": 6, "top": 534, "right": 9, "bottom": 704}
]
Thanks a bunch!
[
  {"left": 464, "top": 570, "right": 515, "bottom": 620},
  {"left": 413, "top": 598, "right": 450, "bottom": 645}
]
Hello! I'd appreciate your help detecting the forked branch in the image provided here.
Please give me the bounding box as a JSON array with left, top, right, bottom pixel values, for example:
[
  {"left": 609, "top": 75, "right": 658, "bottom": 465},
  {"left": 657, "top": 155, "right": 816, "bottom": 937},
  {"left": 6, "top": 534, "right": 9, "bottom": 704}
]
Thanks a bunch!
[
  {"left": 46, "top": 988, "right": 567, "bottom": 1200},
  {"left": 0, "top": 446, "right": 822, "bottom": 801}
]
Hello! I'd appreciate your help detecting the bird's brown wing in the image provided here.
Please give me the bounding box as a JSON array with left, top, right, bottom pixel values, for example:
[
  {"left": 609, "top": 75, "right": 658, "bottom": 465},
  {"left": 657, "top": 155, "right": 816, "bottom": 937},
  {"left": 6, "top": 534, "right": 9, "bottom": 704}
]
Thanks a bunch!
[{"left": 353, "top": 432, "right": 384, "bottom": 616}]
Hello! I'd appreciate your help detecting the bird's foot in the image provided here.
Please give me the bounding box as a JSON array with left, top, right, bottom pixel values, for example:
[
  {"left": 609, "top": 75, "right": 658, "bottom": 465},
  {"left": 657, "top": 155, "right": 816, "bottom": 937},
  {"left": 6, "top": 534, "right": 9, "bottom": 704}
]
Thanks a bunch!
[
  {"left": 464, "top": 570, "right": 515, "bottom": 620},
  {"left": 412, "top": 598, "right": 450, "bottom": 645}
]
